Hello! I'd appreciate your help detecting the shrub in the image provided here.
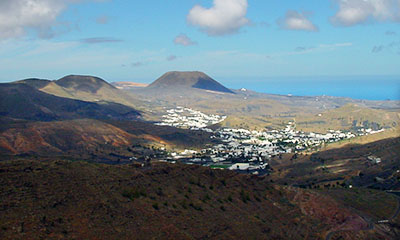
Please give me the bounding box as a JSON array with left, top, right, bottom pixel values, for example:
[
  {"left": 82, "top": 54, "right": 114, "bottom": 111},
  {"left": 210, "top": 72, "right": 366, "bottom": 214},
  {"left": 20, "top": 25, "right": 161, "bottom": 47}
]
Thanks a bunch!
[
  {"left": 152, "top": 203, "right": 159, "bottom": 210},
  {"left": 221, "top": 179, "right": 226, "bottom": 186},
  {"left": 240, "top": 190, "right": 250, "bottom": 203},
  {"left": 189, "top": 202, "right": 203, "bottom": 211},
  {"left": 122, "top": 188, "right": 146, "bottom": 200},
  {"left": 203, "top": 194, "right": 211, "bottom": 202}
]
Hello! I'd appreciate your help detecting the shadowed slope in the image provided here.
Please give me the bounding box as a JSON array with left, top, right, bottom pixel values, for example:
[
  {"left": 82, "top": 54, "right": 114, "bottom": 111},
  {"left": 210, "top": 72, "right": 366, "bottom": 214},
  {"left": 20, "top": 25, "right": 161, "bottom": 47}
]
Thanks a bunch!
[
  {"left": 41, "top": 75, "right": 145, "bottom": 110},
  {"left": 0, "top": 83, "right": 141, "bottom": 121}
]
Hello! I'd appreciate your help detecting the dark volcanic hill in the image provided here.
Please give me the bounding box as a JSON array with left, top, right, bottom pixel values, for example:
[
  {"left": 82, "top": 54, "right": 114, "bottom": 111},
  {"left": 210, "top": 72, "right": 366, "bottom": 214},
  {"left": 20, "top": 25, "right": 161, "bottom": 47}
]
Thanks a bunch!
[
  {"left": 147, "top": 71, "right": 235, "bottom": 94},
  {"left": 0, "top": 83, "right": 141, "bottom": 121}
]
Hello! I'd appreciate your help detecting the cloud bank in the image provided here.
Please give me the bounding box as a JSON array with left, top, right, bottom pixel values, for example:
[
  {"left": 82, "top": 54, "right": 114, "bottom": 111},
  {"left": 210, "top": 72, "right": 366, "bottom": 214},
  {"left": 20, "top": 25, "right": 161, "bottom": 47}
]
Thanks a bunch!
[
  {"left": 187, "top": 0, "right": 250, "bottom": 36},
  {"left": 278, "top": 11, "right": 319, "bottom": 32},
  {"left": 331, "top": 0, "right": 400, "bottom": 26}
]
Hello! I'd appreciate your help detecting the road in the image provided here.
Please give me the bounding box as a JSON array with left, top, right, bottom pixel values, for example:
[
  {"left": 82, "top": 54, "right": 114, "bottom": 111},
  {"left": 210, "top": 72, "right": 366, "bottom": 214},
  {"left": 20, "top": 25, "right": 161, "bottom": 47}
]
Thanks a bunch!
[
  {"left": 325, "top": 216, "right": 373, "bottom": 240},
  {"left": 386, "top": 191, "right": 400, "bottom": 220},
  {"left": 325, "top": 191, "right": 400, "bottom": 240}
]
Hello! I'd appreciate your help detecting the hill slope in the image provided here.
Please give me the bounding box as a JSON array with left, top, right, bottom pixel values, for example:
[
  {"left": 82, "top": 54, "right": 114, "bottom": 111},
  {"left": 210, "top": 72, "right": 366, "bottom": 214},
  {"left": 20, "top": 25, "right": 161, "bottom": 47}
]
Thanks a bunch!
[
  {"left": 54, "top": 75, "right": 114, "bottom": 93},
  {"left": 0, "top": 118, "right": 218, "bottom": 161},
  {"left": 0, "top": 83, "right": 141, "bottom": 121},
  {"left": 147, "top": 71, "right": 235, "bottom": 94},
  {"left": 269, "top": 137, "right": 400, "bottom": 190},
  {"left": 2, "top": 159, "right": 396, "bottom": 239},
  {"left": 40, "top": 75, "right": 146, "bottom": 110}
]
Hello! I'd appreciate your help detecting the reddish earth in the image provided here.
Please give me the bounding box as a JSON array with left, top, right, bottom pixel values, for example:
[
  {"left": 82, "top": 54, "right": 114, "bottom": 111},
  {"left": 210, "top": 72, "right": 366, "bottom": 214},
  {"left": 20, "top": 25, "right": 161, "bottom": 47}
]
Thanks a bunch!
[
  {"left": 0, "top": 159, "right": 382, "bottom": 240},
  {"left": 0, "top": 119, "right": 135, "bottom": 154}
]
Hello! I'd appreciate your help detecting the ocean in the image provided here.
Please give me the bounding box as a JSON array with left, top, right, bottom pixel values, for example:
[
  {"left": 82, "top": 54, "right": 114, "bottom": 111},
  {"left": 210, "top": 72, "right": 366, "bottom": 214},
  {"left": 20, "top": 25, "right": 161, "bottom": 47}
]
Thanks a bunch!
[{"left": 224, "top": 76, "right": 400, "bottom": 101}]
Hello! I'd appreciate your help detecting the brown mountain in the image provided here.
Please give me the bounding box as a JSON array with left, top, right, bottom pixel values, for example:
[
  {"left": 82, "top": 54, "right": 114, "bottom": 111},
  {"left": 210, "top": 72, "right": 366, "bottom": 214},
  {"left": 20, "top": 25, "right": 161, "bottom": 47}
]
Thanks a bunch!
[
  {"left": 54, "top": 75, "right": 114, "bottom": 93},
  {"left": 16, "top": 75, "right": 146, "bottom": 111},
  {"left": 0, "top": 83, "right": 141, "bottom": 121},
  {"left": 147, "top": 71, "right": 235, "bottom": 94}
]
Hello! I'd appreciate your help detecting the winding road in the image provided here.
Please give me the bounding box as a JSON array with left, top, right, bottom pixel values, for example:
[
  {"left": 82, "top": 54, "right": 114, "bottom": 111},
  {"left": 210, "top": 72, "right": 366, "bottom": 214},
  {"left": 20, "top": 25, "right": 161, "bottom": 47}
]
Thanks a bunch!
[
  {"left": 325, "top": 191, "right": 400, "bottom": 240},
  {"left": 386, "top": 191, "right": 400, "bottom": 220}
]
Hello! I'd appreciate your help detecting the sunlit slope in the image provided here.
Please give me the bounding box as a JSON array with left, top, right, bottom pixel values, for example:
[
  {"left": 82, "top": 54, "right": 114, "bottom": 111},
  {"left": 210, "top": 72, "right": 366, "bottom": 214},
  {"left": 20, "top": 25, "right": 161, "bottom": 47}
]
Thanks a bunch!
[
  {"left": 38, "top": 75, "right": 147, "bottom": 111},
  {"left": 323, "top": 126, "right": 400, "bottom": 150},
  {"left": 0, "top": 83, "right": 141, "bottom": 121},
  {"left": 295, "top": 104, "right": 400, "bottom": 133},
  {"left": 0, "top": 118, "right": 217, "bottom": 159}
]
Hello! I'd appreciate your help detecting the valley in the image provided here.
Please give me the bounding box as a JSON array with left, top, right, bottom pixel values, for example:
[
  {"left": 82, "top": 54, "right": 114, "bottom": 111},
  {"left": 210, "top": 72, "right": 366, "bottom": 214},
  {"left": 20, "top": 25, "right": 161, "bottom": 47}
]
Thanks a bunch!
[
  {"left": 3, "top": 1, "right": 400, "bottom": 239},
  {"left": 0, "top": 72, "right": 399, "bottom": 239}
]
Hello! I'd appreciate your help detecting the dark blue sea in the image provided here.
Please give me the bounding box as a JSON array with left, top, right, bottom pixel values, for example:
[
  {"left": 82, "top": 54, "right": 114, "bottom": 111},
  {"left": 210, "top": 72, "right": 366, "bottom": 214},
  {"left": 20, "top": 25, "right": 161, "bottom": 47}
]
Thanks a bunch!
[{"left": 223, "top": 76, "right": 400, "bottom": 101}]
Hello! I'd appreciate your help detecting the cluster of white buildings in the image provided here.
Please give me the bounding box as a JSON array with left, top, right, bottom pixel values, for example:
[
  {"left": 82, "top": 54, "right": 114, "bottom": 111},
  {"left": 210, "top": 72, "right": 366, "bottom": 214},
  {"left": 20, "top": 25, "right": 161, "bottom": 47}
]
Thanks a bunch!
[
  {"left": 206, "top": 122, "right": 362, "bottom": 157},
  {"left": 155, "top": 106, "right": 226, "bottom": 130},
  {"left": 158, "top": 108, "right": 385, "bottom": 175}
]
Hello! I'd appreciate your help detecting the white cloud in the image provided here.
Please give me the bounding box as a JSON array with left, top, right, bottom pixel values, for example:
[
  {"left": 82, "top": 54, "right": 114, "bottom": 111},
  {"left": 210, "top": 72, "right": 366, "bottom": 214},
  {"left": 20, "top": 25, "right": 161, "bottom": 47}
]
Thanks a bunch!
[
  {"left": 278, "top": 11, "right": 319, "bottom": 32},
  {"left": 187, "top": 0, "right": 250, "bottom": 36},
  {"left": 0, "top": 0, "right": 64, "bottom": 39},
  {"left": 174, "top": 34, "right": 197, "bottom": 46},
  {"left": 0, "top": 0, "right": 105, "bottom": 40},
  {"left": 331, "top": 0, "right": 400, "bottom": 26}
]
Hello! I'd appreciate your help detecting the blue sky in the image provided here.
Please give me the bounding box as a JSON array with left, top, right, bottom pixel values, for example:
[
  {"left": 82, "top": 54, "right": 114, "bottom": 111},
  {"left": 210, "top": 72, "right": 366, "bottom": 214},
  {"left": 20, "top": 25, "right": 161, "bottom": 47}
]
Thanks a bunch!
[{"left": 0, "top": 0, "right": 399, "bottom": 84}]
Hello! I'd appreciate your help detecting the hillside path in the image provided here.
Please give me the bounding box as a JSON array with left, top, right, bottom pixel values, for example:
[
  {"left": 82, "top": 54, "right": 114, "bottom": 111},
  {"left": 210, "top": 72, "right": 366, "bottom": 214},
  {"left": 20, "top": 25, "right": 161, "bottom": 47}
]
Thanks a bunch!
[{"left": 325, "top": 191, "right": 400, "bottom": 240}]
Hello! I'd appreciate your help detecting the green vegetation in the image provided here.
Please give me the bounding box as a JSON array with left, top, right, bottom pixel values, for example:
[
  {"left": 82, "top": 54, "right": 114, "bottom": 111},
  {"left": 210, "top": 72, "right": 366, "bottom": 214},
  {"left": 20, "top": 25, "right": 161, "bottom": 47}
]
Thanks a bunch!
[{"left": 210, "top": 164, "right": 231, "bottom": 169}]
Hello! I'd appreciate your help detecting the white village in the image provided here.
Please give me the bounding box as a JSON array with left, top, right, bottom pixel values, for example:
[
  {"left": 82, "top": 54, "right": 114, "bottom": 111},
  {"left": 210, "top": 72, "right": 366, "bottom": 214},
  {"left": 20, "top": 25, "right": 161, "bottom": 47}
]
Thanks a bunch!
[{"left": 155, "top": 106, "right": 385, "bottom": 175}]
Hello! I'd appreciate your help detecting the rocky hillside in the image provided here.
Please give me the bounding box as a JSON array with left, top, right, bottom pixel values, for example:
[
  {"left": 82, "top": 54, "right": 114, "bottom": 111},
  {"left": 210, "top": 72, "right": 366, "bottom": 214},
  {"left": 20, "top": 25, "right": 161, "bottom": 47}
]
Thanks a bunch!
[{"left": 2, "top": 159, "right": 398, "bottom": 239}]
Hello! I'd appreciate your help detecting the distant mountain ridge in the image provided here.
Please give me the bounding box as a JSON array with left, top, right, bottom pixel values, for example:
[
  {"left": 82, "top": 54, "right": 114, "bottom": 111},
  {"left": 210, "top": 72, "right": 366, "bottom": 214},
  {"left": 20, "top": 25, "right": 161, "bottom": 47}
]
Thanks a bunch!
[
  {"left": 14, "top": 75, "right": 145, "bottom": 111},
  {"left": 147, "top": 71, "right": 235, "bottom": 94},
  {"left": 0, "top": 83, "right": 141, "bottom": 121}
]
